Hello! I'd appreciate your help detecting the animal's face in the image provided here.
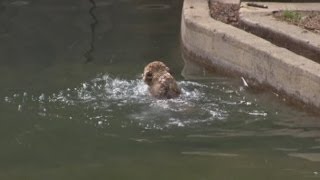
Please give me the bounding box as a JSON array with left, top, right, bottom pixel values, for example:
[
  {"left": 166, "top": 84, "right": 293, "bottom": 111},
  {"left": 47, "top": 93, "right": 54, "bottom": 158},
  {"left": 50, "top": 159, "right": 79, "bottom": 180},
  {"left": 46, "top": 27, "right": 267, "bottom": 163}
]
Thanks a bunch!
[{"left": 143, "top": 61, "right": 170, "bottom": 86}]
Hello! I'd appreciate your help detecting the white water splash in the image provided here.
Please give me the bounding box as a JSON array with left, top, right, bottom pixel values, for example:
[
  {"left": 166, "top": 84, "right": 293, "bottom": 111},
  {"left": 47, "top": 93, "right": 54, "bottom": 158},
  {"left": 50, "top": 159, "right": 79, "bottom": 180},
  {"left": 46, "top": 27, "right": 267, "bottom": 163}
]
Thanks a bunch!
[{"left": 3, "top": 74, "right": 262, "bottom": 129}]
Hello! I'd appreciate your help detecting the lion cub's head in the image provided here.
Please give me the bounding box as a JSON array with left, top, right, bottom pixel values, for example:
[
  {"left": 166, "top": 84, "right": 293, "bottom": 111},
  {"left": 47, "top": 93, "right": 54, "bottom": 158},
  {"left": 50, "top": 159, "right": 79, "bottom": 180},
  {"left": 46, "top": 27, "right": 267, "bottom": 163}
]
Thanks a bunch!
[{"left": 143, "top": 61, "right": 181, "bottom": 99}]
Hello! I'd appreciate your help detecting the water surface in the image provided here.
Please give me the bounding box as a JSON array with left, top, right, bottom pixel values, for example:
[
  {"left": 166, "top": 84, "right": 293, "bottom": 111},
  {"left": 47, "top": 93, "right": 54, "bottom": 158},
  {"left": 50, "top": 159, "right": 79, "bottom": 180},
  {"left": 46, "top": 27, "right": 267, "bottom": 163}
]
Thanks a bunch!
[{"left": 1, "top": 0, "right": 320, "bottom": 179}]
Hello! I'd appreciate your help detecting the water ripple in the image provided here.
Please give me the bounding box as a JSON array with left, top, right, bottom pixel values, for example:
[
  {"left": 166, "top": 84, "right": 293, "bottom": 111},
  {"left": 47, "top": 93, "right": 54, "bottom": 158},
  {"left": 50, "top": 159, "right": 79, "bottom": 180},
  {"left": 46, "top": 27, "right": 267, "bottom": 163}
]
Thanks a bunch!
[{"left": 3, "top": 74, "right": 262, "bottom": 130}]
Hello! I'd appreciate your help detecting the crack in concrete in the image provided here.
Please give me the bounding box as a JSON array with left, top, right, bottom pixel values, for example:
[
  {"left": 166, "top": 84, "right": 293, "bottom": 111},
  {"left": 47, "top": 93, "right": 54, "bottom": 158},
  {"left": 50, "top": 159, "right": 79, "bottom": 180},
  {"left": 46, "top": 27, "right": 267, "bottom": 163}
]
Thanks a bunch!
[{"left": 84, "top": 0, "right": 98, "bottom": 63}]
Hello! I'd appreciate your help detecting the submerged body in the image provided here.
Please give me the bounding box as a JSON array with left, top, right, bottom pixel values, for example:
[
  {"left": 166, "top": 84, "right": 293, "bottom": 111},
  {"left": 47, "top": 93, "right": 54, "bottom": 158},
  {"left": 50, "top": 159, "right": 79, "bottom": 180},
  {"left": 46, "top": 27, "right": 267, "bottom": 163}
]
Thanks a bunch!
[{"left": 143, "top": 61, "right": 181, "bottom": 99}]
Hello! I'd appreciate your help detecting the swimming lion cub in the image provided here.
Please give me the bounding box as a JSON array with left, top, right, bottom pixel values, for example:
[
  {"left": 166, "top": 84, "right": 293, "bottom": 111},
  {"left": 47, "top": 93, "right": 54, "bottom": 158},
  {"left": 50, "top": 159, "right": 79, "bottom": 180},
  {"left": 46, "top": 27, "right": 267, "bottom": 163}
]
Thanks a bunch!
[{"left": 143, "top": 61, "right": 181, "bottom": 99}]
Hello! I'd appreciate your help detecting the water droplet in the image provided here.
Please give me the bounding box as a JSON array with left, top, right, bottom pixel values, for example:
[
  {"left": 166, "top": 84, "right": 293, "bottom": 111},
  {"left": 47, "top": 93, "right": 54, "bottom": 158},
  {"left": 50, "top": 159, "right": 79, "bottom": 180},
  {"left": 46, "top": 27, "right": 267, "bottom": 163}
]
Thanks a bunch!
[
  {"left": 241, "top": 77, "right": 249, "bottom": 87},
  {"left": 4, "top": 96, "right": 10, "bottom": 102},
  {"left": 248, "top": 111, "right": 267, "bottom": 116},
  {"left": 18, "top": 104, "right": 22, "bottom": 112},
  {"left": 39, "top": 93, "right": 45, "bottom": 101}
]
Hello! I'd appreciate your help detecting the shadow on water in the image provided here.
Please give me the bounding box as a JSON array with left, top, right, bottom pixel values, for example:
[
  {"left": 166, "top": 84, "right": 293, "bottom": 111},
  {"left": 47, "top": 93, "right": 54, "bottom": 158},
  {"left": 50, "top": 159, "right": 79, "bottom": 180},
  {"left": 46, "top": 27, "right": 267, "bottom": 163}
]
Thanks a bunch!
[{"left": 0, "top": 0, "right": 320, "bottom": 179}]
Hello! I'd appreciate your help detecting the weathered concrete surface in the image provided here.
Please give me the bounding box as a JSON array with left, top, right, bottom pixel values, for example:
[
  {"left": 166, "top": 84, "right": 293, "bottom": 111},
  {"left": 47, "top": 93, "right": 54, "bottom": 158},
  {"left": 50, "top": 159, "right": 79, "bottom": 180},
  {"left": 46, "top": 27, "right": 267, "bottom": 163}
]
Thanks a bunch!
[
  {"left": 181, "top": 0, "right": 320, "bottom": 108},
  {"left": 239, "top": 2, "right": 320, "bottom": 63},
  {"left": 241, "top": 2, "right": 320, "bottom": 13}
]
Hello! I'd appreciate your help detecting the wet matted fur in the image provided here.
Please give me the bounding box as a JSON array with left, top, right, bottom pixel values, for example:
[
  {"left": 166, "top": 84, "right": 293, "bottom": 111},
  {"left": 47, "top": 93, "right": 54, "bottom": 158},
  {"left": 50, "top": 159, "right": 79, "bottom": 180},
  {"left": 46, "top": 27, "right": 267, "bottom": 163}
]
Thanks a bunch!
[{"left": 143, "top": 61, "right": 181, "bottom": 99}]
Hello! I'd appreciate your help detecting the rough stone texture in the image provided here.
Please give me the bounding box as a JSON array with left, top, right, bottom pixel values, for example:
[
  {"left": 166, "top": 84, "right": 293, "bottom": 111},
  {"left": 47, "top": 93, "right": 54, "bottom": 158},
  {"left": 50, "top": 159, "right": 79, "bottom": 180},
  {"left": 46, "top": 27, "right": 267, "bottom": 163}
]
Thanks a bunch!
[
  {"left": 273, "top": 11, "right": 320, "bottom": 33},
  {"left": 239, "top": 2, "right": 320, "bottom": 63},
  {"left": 239, "top": 13, "right": 320, "bottom": 63},
  {"left": 209, "top": 1, "right": 239, "bottom": 25},
  {"left": 240, "top": 2, "right": 320, "bottom": 13},
  {"left": 181, "top": 0, "right": 320, "bottom": 109}
]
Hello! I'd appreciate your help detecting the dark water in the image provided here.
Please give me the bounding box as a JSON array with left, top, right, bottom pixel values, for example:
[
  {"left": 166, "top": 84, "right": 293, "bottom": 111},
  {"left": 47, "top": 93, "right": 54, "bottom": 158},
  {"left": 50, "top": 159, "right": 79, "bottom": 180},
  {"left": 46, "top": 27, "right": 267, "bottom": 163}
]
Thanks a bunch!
[{"left": 1, "top": 0, "right": 320, "bottom": 179}]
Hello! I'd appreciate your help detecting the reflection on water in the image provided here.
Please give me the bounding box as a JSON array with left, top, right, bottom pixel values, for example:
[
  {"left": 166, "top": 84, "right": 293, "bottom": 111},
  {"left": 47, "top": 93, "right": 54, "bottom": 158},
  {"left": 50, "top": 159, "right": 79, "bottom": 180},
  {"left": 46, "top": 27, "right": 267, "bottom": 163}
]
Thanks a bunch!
[{"left": 0, "top": 0, "right": 320, "bottom": 179}]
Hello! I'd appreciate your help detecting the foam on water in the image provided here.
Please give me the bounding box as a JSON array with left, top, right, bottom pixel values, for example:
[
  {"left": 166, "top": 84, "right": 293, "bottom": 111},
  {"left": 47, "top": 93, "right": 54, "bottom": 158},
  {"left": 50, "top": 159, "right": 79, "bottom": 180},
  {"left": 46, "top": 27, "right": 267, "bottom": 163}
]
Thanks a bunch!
[{"left": 3, "top": 74, "right": 264, "bottom": 130}]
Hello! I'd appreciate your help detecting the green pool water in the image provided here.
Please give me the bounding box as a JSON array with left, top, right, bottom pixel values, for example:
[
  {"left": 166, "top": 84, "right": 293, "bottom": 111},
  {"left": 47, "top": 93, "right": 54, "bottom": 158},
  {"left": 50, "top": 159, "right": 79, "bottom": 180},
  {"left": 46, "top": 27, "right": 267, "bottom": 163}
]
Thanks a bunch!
[{"left": 0, "top": 0, "right": 320, "bottom": 179}]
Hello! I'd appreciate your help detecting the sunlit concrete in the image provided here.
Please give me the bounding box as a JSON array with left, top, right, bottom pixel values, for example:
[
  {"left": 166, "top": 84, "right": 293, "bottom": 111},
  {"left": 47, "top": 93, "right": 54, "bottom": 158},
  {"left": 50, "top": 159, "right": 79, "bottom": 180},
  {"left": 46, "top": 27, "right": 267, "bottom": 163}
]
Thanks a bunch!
[
  {"left": 239, "top": 2, "right": 320, "bottom": 62},
  {"left": 181, "top": 0, "right": 320, "bottom": 108}
]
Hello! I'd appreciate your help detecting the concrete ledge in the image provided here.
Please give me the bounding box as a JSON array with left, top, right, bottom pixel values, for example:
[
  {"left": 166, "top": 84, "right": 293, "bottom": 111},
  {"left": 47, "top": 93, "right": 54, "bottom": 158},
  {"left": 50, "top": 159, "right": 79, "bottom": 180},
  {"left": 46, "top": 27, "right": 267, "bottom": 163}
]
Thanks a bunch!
[
  {"left": 241, "top": 2, "right": 320, "bottom": 13},
  {"left": 239, "top": 2, "right": 320, "bottom": 63},
  {"left": 181, "top": 0, "right": 320, "bottom": 108}
]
